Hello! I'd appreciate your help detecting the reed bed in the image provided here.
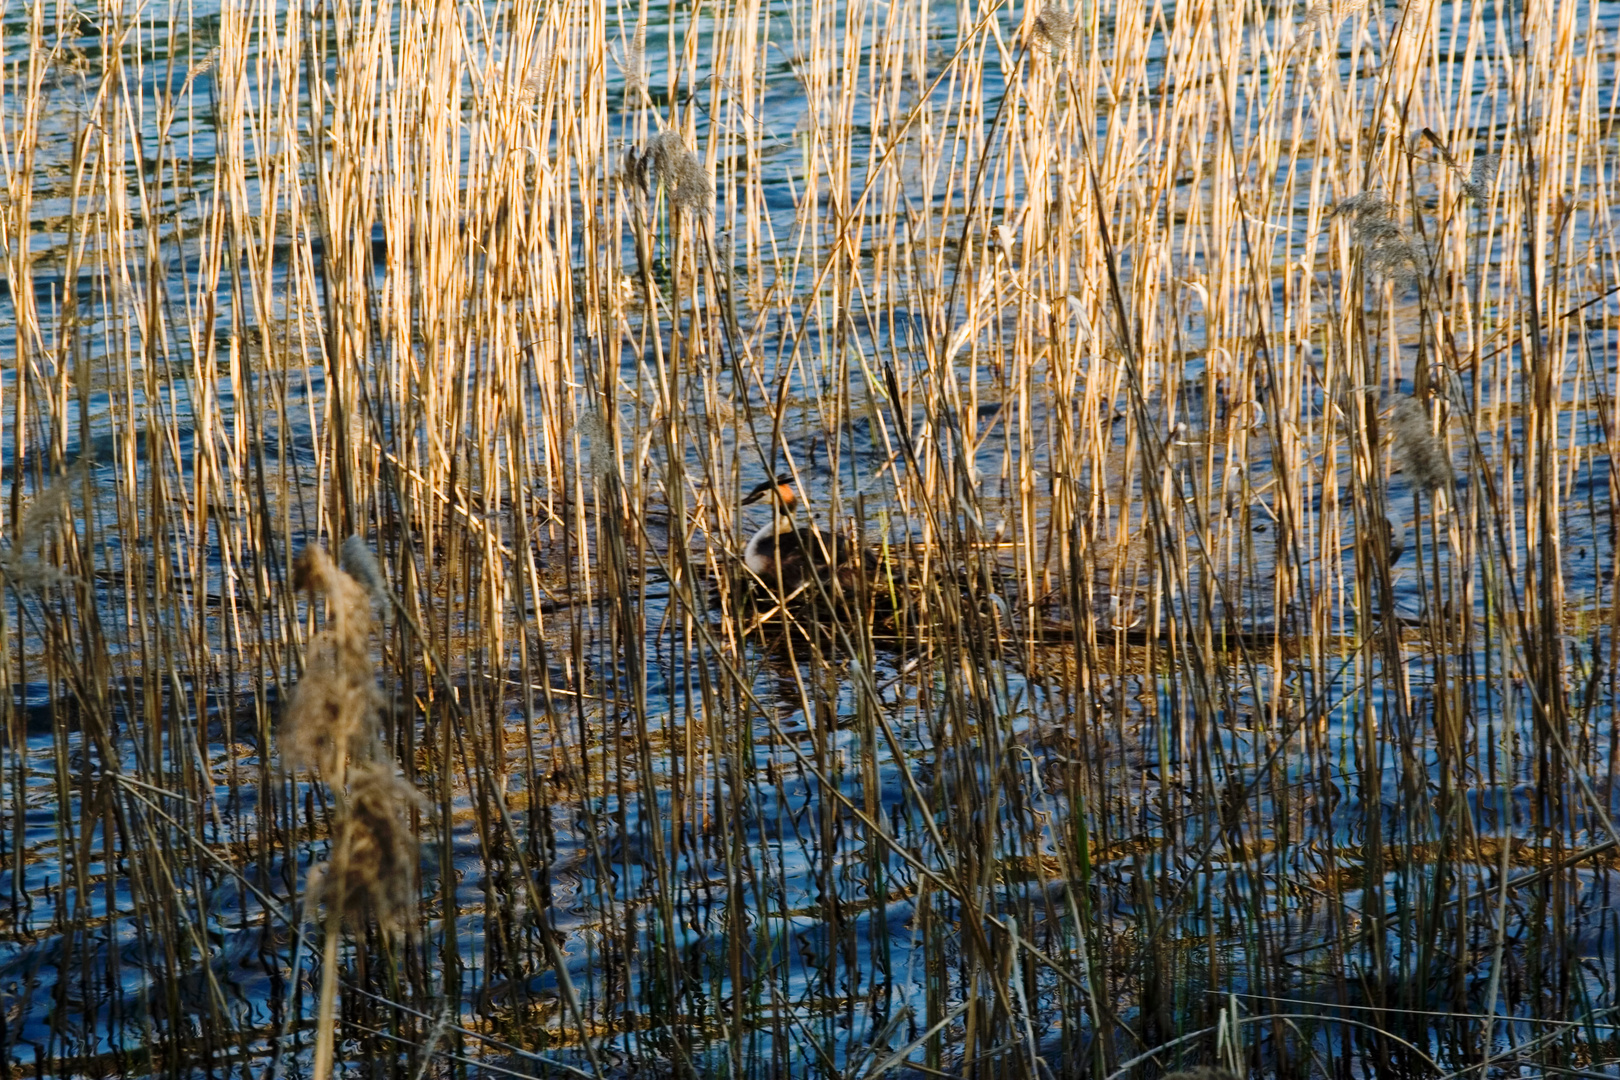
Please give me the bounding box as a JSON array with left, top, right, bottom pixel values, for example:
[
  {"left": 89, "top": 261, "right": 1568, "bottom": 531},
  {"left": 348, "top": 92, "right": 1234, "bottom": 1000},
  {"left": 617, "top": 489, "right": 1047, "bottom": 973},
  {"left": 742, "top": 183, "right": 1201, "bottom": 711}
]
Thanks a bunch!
[{"left": 1, "top": 0, "right": 1618, "bottom": 1075}]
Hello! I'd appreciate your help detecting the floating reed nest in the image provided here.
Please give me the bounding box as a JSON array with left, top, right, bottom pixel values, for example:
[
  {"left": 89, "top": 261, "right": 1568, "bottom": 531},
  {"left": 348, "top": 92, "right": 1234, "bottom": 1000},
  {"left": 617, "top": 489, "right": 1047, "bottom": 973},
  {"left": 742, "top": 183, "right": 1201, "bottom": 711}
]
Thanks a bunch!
[{"left": 721, "top": 546, "right": 1017, "bottom": 655}]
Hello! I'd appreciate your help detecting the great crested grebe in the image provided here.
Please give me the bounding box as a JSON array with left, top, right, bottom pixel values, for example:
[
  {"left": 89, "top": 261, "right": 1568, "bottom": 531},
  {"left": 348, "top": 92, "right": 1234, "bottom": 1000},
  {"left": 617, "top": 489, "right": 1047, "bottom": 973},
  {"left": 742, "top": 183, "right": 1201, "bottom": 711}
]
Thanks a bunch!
[{"left": 740, "top": 476, "right": 867, "bottom": 596}]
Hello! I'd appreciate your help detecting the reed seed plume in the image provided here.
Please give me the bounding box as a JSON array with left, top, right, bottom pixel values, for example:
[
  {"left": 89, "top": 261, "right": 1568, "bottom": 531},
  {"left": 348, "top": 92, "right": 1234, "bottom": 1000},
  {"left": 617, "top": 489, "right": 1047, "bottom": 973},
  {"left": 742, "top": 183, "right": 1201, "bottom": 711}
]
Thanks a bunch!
[
  {"left": 1031, "top": 5, "right": 1076, "bottom": 55},
  {"left": 282, "top": 546, "right": 384, "bottom": 776},
  {"left": 282, "top": 544, "right": 414, "bottom": 1078},
  {"left": 0, "top": 469, "right": 80, "bottom": 589},
  {"left": 520, "top": 54, "right": 558, "bottom": 108},
  {"left": 1419, "top": 130, "right": 1502, "bottom": 207},
  {"left": 1332, "top": 193, "right": 1397, "bottom": 241},
  {"left": 1388, "top": 394, "right": 1452, "bottom": 493},
  {"left": 0, "top": 552, "right": 73, "bottom": 591},
  {"left": 636, "top": 129, "right": 714, "bottom": 215},
  {"left": 1334, "top": 193, "right": 1424, "bottom": 287},
  {"left": 14, "top": 470, "right": 77, "bottom": 549},
  {"left": 617, "top": 21, "right": 647, "bottom": 100},
  {"left": 577, "top": 402, "right": 617, "bottom": 484},
  {"left": 312, "top": 762, "right": 424, "bottom": 931},
  {"left": 1293, "top": 0, "right": 1369, "bottom": 43},
  {"left": 291, "top": 545, "right": 375, "bottom": 663},
  {"left": 340, "top": 535, "right": 389, "bottom": 606},
  {"left": 191, "top": 46, "right": 221, "bottom": 75},
  {"left": 1461, "top": 152, "right": 1502, "bottom": 203},
  {"left": 176, "top": 45, "right": 223, "bottom": 97},
  {"left": 1365, "top": 236, "right": 1423, "bottom": 286}
]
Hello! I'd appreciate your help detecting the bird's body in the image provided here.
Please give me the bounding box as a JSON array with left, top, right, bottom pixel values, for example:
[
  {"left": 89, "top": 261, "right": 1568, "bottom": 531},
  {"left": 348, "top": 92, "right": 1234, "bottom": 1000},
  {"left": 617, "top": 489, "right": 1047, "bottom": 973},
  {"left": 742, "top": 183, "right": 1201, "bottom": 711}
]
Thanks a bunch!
[{"left": 741, "top": 477, "right": 868, "bottom": 598}]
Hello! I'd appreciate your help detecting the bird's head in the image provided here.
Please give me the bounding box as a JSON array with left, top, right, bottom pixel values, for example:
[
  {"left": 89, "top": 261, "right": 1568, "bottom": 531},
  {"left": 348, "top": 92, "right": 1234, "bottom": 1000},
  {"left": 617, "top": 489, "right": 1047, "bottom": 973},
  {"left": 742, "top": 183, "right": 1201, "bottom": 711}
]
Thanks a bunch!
[{"left": 741, "top": 475, "right": 799, "bottom": 510}]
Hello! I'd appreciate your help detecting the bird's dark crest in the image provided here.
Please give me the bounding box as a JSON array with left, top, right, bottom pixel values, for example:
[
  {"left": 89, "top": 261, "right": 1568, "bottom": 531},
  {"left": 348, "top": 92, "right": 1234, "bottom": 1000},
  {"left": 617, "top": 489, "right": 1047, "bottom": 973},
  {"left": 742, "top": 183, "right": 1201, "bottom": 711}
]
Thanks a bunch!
[{"left": 741, "top": 475, "right": 797, "bottom": 506}]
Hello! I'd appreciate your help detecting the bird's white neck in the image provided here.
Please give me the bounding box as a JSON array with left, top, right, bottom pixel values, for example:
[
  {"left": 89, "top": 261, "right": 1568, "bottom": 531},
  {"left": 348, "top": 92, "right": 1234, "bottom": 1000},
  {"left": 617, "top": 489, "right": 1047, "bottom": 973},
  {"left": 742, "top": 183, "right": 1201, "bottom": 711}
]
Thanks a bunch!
[{"left": 744, "top": 507, "right": 796, "bottom": 574}]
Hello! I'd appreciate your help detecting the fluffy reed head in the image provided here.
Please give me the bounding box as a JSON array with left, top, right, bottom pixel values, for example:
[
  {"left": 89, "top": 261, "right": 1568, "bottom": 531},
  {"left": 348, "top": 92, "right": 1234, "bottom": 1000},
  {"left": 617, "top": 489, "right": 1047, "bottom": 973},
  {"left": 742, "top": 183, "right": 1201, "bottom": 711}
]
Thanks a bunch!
[
  {"left": 1031, "top": 4, "right": 1076, "bottom": 54},
  {"left": 630, "top": 130, "right": 714, "bottom": 215},
  {"left": 1293, "top": 0, "right": 1369, "bottom": 43},
  {"left": 1333, "top": 193, "right": 1400, "bottom": 245},
  {"left": 0, "top": 468, "right": 80, "bottom": 590},
  {"left": 1333, "top": 193, "right": 1424, "bottom": 287},
  {"left": 1388, "top": 394, "right": 1452, "bottom": 493},
  {"left": 576, "top": 403, "right": 619, "bottom": 485},
  {"left": 339, "top": 535, "right": 388, "bottom": 606},
  {"left": 617, "top": 21, "right": 647, "bottom": 99},
  {"left": 310, "top": 762, "right": 424, "bottom": 930},
  {"left": 519, "top": 54, "right": 562, "bottom": 109},
  {"left": 1461, "top": 152, "right": 1501, "bottom": 203},
  {"left": 281, "top": 546, "right": 383, "bottom": 777}
]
